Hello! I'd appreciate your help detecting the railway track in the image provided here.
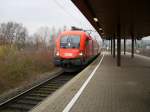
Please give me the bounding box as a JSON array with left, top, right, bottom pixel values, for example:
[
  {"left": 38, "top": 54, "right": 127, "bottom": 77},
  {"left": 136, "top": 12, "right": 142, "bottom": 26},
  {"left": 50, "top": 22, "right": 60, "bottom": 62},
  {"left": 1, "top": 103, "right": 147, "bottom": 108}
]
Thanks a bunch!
[{"left": 0, "top": 72, "right": 76, "bottom": 112}]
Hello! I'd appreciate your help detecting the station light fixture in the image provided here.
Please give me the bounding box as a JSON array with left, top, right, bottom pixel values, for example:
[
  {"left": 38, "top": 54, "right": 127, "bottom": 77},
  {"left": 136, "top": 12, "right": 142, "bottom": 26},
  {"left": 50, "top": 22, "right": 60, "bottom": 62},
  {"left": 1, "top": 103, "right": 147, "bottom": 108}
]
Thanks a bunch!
[
  {"left": 99, "top": 28, "right": 102, "bottom": 31},
  {"left": 79, "top": 52, "right": 83, "bottom": 56},
  {"left": 56, "top": 51, "right": 59, "bottom": 56},
  {"left": 93, "top": 17, "right": 98, "bottom": 22},
  {"left": 101, "top": 32, "right": 104, "bottom": 35}
]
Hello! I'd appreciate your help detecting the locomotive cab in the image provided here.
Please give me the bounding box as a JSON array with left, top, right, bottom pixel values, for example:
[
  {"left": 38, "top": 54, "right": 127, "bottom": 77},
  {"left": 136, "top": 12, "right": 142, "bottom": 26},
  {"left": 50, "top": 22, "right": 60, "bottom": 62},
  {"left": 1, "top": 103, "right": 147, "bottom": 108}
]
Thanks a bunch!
[{"left": 54, "top": 33, "right": 84, "bottom": 67}]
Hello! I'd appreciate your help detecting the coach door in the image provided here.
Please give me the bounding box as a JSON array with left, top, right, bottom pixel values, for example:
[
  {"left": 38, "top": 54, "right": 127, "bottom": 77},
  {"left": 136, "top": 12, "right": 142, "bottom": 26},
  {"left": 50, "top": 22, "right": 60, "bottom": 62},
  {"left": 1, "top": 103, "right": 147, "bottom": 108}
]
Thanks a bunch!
[{"left": 85, "top": 39, "right": 89, "bottom": 59}]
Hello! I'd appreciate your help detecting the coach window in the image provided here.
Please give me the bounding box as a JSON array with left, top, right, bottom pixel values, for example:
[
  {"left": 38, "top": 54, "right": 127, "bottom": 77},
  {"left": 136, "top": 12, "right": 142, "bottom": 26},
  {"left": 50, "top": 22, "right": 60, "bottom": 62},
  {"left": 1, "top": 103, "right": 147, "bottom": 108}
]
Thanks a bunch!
[{"left": 86, "top": 40, "right": 89, "bottom": 47}]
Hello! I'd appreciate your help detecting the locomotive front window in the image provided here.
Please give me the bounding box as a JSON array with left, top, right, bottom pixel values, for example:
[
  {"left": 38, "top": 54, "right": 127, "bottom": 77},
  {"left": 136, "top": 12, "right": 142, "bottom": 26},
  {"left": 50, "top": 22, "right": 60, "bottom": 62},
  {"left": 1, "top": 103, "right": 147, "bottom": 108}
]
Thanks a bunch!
[{"left": 60, "top": 35, "right": 80, "bottom": 48}]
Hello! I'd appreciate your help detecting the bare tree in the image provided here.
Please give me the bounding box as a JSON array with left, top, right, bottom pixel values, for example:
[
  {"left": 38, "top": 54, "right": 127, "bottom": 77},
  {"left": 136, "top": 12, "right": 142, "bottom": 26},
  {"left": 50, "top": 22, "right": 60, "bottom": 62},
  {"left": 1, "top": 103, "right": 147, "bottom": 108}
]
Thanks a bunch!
[
  {"left": 0, "top": 22, "right": 28, "bottom": 49},
  {"left": 33, "top": 26, "right": 50, "bottom": 49},
  {"left": 15, "top": 26, "right": 28, "bottom": 49}
]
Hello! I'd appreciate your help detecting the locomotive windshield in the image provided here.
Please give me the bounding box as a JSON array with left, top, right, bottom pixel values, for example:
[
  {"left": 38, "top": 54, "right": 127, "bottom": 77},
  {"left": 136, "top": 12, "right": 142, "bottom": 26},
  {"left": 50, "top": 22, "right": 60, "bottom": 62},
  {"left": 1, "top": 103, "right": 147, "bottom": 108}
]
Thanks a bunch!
[{"left": 60, "top": 35, "right": 80, "bottom": 48}]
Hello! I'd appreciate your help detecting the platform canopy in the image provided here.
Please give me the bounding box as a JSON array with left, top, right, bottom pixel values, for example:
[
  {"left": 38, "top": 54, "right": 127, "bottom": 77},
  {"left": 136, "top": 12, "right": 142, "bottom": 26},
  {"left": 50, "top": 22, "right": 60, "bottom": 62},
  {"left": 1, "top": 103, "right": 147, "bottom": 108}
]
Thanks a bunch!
[{"left": 72, "top": 0, "right": 150, "bottom": 39}]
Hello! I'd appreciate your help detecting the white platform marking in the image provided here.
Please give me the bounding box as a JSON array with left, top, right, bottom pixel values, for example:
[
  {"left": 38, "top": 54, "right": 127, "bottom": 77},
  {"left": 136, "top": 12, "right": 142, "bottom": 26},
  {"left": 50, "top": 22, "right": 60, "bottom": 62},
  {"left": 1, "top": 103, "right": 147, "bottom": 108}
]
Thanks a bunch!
[{"left": 63, "top": 54, "right": 105, "bottom": 112}]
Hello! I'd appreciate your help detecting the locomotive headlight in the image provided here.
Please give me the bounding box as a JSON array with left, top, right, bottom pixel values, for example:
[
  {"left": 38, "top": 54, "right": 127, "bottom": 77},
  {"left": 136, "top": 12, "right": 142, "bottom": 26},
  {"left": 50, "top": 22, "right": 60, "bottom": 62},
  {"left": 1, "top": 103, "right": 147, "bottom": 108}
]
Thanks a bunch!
[
  {"left": 79, "top": 52, "right": 83, "bottom": 56},
  {"left": 56, "top": 52, "right": 59, "bottom": 56}
]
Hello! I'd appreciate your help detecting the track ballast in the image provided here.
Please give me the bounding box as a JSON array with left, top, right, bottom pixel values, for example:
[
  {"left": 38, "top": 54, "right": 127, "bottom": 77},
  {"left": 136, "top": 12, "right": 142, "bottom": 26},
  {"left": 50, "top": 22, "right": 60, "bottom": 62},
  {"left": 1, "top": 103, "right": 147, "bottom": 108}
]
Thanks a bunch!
[{"left": 0, "top": 72, "right": 76, "bottom": 112}]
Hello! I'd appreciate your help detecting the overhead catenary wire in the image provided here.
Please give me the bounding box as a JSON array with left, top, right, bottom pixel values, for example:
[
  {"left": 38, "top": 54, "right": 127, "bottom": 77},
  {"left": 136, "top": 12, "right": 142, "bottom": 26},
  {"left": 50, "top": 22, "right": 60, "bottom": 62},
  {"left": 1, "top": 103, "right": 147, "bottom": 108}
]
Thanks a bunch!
[
  {"left": 53, "top": 0, "right": 84, "bottom": 28},
  {"left": 53, "top": 0, "right": 101, "bottom": 40}
]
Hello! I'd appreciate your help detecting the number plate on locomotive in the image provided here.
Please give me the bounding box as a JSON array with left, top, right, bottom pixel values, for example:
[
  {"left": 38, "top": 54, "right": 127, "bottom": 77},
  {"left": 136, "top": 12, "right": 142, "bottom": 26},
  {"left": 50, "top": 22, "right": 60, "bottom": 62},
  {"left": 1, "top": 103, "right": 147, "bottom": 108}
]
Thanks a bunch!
[{"left": 64, "top": 53, "right": 73, "bottom": 56}]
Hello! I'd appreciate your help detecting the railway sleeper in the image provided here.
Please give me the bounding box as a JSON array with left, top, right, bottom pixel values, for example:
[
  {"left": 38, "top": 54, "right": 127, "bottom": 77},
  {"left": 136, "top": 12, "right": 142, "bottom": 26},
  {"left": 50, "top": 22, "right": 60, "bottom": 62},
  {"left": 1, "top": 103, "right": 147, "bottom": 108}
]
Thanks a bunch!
[
  {"left": 32, "top": 90, "right": 52, "bottom": 94},
  {"left": 28, "top": 93, "right": 48, "bottom": 97},
  {"left": 23, "top": 96, "right": 44, "bottom": 101},
  {"left": 16, "top": 99, "right": 39, "bottom": 105},
  {"left": 46, "top": 83, "right": 62, "bottom": 86},
  {"left": 7, "top": 103, "right": 33, "bottom": 111},
  {"left": 41, "top": 86, "right": 59, "bottom": 89},
  {"left": 36, "top": 88, "right": 58, "bottom": 91}
]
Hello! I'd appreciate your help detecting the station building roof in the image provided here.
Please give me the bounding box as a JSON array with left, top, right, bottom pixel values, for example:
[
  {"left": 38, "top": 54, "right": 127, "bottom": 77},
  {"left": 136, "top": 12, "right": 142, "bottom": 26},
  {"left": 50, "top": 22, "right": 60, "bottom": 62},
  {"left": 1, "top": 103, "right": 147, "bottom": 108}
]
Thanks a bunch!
[{"left": 72, "top": 0, "right": 150, "bottom": 39}]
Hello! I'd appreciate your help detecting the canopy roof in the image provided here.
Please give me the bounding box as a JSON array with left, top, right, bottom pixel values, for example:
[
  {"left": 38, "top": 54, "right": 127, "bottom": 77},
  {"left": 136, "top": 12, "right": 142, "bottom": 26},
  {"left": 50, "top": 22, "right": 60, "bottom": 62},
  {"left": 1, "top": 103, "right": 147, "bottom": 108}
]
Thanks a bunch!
[{"left": 72, "top": 0, "right": 150, "bottom": 39}]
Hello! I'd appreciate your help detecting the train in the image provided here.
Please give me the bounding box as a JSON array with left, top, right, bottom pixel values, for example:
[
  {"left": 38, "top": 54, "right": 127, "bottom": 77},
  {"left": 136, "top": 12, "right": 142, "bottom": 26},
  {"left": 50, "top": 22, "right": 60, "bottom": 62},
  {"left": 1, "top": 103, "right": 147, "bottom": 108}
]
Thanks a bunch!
[{"left": 54, "top": 30, "right": 100, "bottom": 72}]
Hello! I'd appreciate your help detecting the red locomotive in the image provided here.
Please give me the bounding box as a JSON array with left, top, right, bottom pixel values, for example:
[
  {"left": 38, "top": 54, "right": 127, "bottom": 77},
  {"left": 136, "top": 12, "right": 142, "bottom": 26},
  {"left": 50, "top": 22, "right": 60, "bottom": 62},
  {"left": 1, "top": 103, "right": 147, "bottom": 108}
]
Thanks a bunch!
[{"left": 54, "top": 30, "right": 100, "bottom": 72}]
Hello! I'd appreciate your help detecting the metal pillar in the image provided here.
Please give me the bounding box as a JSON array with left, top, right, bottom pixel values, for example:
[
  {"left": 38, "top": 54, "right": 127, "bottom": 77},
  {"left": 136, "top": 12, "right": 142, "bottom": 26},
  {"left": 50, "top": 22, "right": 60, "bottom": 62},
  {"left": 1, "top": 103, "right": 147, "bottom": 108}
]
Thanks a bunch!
[
  {"left": 109, "top": 38, "right": 111, "bottom": 51},
  {"left": 117, "top": 37, "right": 121, "bottom": 66},
  {"left": 135, "top": 39, "right": 137, "bottom": 49},
  {"left": 113, "top": 35, "right": 115, "bottom": 58},
  {"left": 117, "top": 24, "right": 121, "bottom": 66},
  {"left": 102, "top": 39, "right": 104, "bottom": 48},
  {"left": 116, "top": 0, "right": 121, "bottom": 66},
  {"left": 131, "top": 33, "right": 134, "bottom": 58},
  {"left": 124, "top": 37, "right": 126, "bottom": 55},
  {"left": 111, "top": 37, "right": 113, "bottom": 55}
]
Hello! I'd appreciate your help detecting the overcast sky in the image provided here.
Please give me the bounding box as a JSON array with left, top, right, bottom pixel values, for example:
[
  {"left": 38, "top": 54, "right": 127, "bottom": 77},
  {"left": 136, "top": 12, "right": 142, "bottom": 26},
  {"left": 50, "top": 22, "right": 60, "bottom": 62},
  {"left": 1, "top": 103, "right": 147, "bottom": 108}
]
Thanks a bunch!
[{"left": 0, "top": 0, "right": 96, "bottom": 35}]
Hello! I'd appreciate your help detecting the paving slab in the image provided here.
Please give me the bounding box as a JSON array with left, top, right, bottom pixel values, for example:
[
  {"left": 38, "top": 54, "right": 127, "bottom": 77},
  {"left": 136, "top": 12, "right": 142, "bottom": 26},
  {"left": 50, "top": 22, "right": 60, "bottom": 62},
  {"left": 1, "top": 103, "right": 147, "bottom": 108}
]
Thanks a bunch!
[
  {"left": 30, "top": 53, "right": 150, "bottom": 112},
  {"left": 70, "top": 53, "right": 150, "bottom": 112},
  {"left": 30, "top": 55, "right": 102, "bottom": 112}
]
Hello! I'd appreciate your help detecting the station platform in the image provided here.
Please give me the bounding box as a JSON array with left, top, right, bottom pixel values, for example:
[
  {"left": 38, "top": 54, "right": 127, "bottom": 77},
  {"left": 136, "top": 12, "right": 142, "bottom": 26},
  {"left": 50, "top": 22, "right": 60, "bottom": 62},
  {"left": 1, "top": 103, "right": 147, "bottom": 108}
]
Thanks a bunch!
[{"left": 30, "top": 52, "right": 150, "bottom": 112}]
